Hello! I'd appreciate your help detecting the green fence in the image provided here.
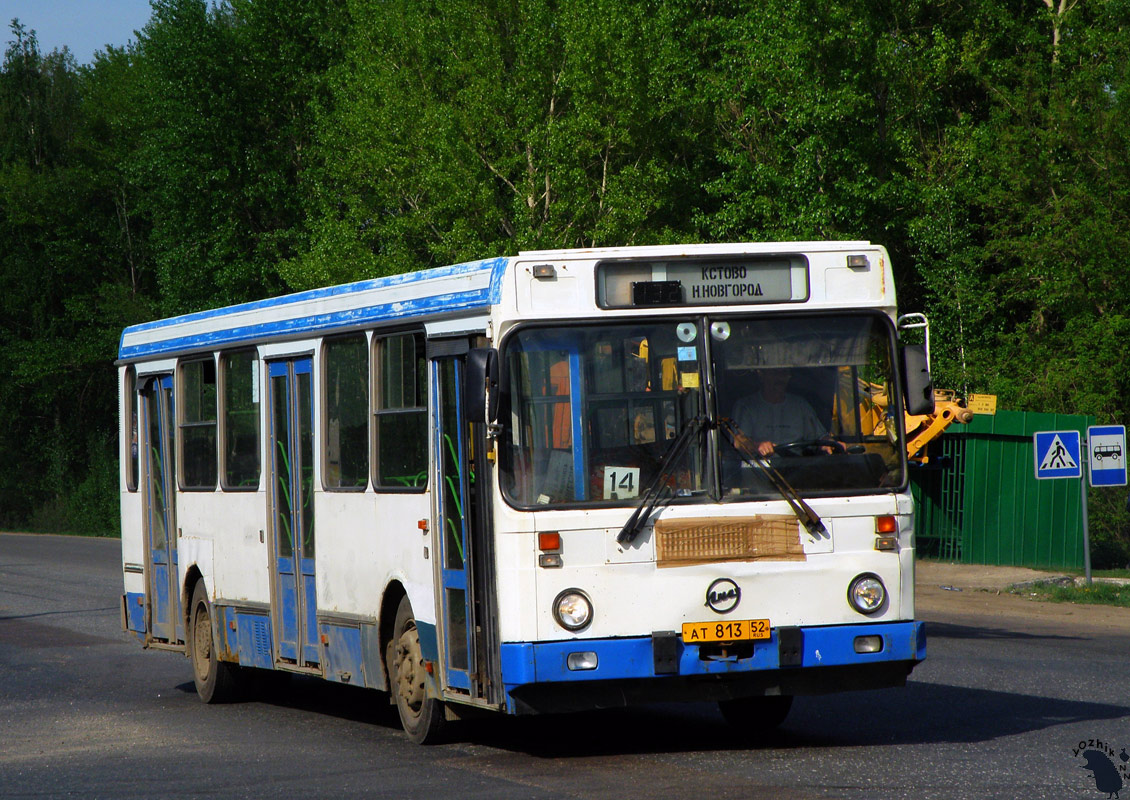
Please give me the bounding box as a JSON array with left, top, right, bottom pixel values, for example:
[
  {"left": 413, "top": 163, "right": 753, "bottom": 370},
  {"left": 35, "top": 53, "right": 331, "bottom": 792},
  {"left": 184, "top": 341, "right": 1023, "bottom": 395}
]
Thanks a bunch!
[{"left": 910, "top": 410, "right": 1094, "bottom": 569}]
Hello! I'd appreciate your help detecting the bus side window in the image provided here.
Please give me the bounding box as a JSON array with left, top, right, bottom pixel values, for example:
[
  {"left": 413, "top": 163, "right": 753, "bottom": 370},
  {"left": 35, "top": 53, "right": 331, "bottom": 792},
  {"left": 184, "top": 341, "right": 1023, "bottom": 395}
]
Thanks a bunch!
[
  {"left": 124, "top": 366, "right": 139, "bottom": 492},
  {"left": 180, "top": 357, "right": 217, "bottom": 490},
  {"left": 324, "top": 334, "right": 369, "bottom": 490},
  {"left": 221, "top": 350, "right": 261, "bottom": 490},
  {"left": 373, "top": 332, "right": 427, "bottom": 490}
]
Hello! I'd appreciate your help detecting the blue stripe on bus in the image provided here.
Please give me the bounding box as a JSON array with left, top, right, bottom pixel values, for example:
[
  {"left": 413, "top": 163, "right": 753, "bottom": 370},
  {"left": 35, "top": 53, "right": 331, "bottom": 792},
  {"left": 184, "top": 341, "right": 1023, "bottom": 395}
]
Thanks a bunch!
[
  {"left": 120, "top": 291, "right": 491, "bottom": 360},
  {"left": 124, "top": 592, "right": 146, "bottom": 633},
  {"left": 118, "top": 256, "right": 510, "bottom": 360},
  {"left": 124, "top": 257, "right": 509, "bottom": 335},
  {"left": 416, "top": 620, "right": 439, "bottom": 663},
  {"left": 499, "top": 621, "right": 924, "bottom": 686}
]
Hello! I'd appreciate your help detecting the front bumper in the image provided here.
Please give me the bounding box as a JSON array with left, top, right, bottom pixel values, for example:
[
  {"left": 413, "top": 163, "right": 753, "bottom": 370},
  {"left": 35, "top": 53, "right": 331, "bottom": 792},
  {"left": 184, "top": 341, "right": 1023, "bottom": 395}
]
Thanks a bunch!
[{"left": 499, "top": 620, "right": 925, "bottom": 714}]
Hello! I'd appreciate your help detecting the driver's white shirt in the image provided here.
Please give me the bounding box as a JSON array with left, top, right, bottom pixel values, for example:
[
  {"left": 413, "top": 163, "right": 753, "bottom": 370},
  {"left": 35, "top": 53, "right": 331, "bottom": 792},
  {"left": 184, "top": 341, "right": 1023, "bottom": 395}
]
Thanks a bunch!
[{"left": 731, "top": 392, "right": 824, "bottom": 445}]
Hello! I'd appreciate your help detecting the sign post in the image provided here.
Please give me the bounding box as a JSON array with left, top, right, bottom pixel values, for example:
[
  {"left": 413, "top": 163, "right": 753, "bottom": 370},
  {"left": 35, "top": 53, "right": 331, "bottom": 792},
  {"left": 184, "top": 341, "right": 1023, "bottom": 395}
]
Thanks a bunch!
[
  {"left": 1085, "top": 425, "right": 1126, "bottom": 588},
  {"left": 1080, "top": 448, "right": 1091, "bottom": 587},
  {"left": 1033, "top": 430, "right": 1090, "bottom": 584}
]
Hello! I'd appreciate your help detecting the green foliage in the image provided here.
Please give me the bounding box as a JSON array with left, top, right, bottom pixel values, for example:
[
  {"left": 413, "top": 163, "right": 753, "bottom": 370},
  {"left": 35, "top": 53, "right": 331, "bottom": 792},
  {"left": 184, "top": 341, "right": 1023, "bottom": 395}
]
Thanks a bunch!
[
  {"left": 0, "top": 22, "right": 81, "bottom": 167},
  {"left": 698, "top": 0, "right": 895, "bottom": 241},
  {"left": 0, "top": 24, "right": 154, "bottom": 533},
  {"left": 289, "top": 0, "right": 712, "bottom": 287},
  {"left": 62, "top": 430, "right": 121, "bottom": 536},
  {"left": 132, "top": 0, "right": 339, "bottom": 313}
]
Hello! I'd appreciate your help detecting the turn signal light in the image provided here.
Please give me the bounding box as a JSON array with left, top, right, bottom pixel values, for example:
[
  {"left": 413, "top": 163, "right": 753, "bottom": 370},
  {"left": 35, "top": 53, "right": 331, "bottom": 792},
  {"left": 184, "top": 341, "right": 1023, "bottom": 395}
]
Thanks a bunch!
[
  {"left": 538, "top": 532, "right": 561, "bottom": 552},
  {"left": 876, "top": 516, "right": 897, "bottom": 534}
]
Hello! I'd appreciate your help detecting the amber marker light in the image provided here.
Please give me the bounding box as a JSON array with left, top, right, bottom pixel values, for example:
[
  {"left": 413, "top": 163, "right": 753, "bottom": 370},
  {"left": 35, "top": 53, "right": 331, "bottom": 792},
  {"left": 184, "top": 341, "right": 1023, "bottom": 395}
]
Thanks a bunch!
[{"left": 876, "top": 516, "right": 898, "bottom": 534}]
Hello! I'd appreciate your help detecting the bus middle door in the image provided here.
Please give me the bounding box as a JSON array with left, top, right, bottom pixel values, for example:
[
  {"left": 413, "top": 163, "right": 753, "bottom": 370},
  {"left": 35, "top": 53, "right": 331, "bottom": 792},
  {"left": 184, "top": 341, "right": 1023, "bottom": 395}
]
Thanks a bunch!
[
  {"left": 431, "top": 341, "right": 501, "bottom": 707},
  {"left": 267, "top": 357, "right": 319, "bottom": 670}
]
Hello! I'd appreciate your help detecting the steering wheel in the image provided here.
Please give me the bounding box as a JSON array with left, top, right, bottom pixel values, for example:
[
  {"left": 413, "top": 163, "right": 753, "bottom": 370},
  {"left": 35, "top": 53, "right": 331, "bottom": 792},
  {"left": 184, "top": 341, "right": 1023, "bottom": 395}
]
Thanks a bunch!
[{"left": 773, "top": 437, "right": 846, "bottom": 457}]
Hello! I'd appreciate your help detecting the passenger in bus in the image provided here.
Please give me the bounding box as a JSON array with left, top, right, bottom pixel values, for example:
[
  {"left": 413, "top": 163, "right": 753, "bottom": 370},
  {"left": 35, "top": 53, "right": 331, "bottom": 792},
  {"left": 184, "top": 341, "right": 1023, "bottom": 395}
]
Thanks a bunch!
[{"left": 732, "top": 368, "right": 830, "bottom": 456}]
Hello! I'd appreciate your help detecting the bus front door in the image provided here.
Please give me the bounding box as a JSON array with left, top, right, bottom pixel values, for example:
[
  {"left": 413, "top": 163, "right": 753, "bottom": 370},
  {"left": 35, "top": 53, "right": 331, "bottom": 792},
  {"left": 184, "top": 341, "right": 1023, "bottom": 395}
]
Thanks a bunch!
[
  {"left": 140, "top": 374, "right": 182, "bottom": 646},
  {"left": 268, "top": 357, "right": 319, "bottom": 669},
  {"left": 433, "top": 349, "right": 501, "bottom": 706}
]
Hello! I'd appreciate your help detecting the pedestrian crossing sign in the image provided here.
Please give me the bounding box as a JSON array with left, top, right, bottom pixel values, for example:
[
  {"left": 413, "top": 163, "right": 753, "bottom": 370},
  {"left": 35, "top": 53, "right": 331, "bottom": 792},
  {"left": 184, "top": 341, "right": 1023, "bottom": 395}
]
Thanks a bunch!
[{"left": 1034, "top": 430, "right": 1082, "bottom": 479}]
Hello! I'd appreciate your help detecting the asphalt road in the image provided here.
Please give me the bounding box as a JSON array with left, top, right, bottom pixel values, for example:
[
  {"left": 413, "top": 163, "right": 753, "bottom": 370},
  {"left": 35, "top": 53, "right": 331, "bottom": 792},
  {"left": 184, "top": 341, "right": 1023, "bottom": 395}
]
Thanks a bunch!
[{"left": 2, "top": 532, "right": 1129, "bottom": 799}]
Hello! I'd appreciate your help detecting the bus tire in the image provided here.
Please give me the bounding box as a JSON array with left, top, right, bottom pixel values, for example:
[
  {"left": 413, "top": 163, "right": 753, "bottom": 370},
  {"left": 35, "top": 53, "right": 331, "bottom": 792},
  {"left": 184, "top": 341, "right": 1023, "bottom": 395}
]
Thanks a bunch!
[
  {"left": 387, "top": 596, "right": 446, "bottom": 744},
  {"left": 189, "top": 580, "right": 241, "bottom": 704},
  {"left": 717, "top": 695, "right": 793, "bottom": 731}
]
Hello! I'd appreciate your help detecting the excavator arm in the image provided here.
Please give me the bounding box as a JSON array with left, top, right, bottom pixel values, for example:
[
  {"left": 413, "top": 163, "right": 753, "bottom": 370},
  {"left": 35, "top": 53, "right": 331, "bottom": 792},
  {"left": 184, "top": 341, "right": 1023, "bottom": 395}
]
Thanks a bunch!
[
  {"left": 903, "top": 390, "right": 974, "bottom": 463},
  {"left": 857, "top": 385, "right": 973, "bottom": 464}
]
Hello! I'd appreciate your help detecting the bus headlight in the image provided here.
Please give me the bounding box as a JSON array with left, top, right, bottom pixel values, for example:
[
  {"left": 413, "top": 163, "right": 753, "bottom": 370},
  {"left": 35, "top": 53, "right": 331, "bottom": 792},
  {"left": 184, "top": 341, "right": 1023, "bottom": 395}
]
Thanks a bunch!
[
  {"left": 553, "top": 589, "right": 593, "bottom": 632},
  {"left": 848, "top": 574, "right": 886, "bottom": 615}
]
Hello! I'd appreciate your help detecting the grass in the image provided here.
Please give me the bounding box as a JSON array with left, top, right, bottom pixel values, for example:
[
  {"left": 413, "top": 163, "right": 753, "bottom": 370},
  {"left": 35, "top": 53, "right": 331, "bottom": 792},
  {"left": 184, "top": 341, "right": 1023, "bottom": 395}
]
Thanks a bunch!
[
  {"left": 1092, "top": 568, "right": 1130, "bottom": 579},
  {"left": 1009, "top": 580, "right": 1130, "bottom": 608}
]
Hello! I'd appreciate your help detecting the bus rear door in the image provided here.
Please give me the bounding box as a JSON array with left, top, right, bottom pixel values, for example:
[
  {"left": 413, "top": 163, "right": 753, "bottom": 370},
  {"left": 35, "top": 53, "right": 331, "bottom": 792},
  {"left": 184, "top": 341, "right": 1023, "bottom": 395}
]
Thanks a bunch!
[
  {"left": 267, "top": 357, "right": 320, "bottom": 670},
  {"left": 139, "top": 374, "right": 183, "bottom": 647}
]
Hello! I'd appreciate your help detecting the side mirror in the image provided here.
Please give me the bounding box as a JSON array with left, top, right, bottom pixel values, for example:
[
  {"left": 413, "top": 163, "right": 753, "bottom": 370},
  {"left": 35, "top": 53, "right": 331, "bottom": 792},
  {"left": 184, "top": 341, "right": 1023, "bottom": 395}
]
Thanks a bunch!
[
  {"left": 465, "top": 347, "right": 499, "bottom": 423},
  {"left": 900, "top": 344, "right": 934, "bottom": 416}
]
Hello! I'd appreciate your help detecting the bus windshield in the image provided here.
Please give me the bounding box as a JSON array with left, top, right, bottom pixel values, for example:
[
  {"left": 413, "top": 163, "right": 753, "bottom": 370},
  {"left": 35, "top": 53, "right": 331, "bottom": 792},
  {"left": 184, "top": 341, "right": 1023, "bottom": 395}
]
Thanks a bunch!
[
  {"left": 713, "top": 314, "right": 903, "bottom": 501},
  {"left": 500, "top": 313, "right": 904, "bottom": 509}
]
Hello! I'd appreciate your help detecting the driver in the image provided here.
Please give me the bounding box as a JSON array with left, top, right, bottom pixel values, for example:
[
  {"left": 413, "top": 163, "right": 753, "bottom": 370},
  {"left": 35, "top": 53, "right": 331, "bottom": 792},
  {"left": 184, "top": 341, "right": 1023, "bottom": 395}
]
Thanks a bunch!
[{"left": 732, "top": 368, "right": 829, "bottom": 456}]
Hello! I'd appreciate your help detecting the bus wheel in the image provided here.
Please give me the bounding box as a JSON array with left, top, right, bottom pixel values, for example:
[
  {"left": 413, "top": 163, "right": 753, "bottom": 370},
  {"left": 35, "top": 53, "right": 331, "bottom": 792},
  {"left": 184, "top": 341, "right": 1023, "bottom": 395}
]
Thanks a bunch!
[
  {"left": 387, "top": 596, "right": 446, "bottom": 744},
  {"left": 717, "top": 695, "right": 793, "bottom": 731},
  {"left": 189, "top": 581, "right": 241, "bottom": 703}
]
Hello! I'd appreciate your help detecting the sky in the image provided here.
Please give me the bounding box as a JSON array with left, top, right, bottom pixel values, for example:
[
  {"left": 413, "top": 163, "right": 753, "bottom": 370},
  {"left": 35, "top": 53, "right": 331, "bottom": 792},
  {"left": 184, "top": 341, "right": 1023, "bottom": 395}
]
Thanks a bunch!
[{"left": 0, "top": 0, "right": 155, "bottom": 64}]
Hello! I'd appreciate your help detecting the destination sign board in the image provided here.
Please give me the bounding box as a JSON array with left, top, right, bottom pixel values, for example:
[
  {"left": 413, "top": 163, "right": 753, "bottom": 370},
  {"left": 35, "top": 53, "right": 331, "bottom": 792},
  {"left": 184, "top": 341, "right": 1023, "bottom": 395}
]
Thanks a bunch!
[
  {"left": 678, "top": 262, "right": 796, "bottom": 304},
  {"left": 597, "top": 257, "right": 809, "bottom": 308}
]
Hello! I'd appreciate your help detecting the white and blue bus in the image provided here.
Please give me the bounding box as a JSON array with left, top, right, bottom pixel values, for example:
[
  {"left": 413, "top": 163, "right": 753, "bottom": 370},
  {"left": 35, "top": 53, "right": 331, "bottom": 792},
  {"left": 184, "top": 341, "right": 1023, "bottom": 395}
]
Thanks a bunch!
[{"left": 118, "top": 242, "right": 932, "bottom": 742}]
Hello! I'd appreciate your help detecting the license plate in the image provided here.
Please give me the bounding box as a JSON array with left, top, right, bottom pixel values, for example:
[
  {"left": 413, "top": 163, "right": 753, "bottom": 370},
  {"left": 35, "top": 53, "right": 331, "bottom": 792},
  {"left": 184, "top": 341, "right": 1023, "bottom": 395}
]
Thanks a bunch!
[{"left": 681, "top": 619, "right": 771, "bottom": 644}]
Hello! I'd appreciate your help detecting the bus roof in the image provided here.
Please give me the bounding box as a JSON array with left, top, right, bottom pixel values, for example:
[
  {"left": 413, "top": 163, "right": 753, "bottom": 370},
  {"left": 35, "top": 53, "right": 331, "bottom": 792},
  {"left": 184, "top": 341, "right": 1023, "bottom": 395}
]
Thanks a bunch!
[
  {"left": 118, "top": 256, "right": 509, "bottom": 362},
  {"left": 118, "top": 241, "right": 889, "bottom": 363}
]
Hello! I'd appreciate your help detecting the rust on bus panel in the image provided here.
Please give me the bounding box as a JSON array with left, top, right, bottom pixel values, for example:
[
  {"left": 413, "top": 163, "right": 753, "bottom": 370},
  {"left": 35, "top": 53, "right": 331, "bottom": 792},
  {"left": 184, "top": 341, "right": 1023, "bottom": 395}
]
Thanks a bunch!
[
  {"left": 654, "top": 515, "right": 805, "bottom": 567},
  {"left": 216, "top": 610, "right": 239, "bottom": 663}
]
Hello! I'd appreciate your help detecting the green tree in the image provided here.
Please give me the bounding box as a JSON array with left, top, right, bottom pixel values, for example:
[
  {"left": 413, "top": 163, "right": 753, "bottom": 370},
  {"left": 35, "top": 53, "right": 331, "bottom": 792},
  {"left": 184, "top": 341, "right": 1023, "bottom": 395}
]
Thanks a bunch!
[
  {"left": 975, "top": 0, "right": 1130, "bottom": 420},
  {"left": 696, "top": 0, "right": 897, "bottom": 243},
  {"left": 291, "top": 0, "right": 712, "bottom": 288},
  {"left": 0, "top": 24, "right": 153, "bottom": 532},
  {"left": 132, "top": 0, "right": 342, "bottom": 313}
]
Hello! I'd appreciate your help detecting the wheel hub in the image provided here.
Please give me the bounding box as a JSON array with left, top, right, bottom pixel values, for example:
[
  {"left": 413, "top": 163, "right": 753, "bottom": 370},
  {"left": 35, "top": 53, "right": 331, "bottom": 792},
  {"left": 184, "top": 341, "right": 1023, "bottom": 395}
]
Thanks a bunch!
[
  {"left": 395, "top": 628, "right": 426, "bottom": 712},
  {"left": 192, "top": 605, "right": 211, "bottom": 682}
]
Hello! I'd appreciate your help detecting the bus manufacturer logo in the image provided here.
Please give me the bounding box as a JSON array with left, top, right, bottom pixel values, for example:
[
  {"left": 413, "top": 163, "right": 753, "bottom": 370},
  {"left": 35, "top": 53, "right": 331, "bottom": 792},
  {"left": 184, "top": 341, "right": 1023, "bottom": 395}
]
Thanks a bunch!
[{"left": 706, "top": 578, "right": 741, "bottom": 614}]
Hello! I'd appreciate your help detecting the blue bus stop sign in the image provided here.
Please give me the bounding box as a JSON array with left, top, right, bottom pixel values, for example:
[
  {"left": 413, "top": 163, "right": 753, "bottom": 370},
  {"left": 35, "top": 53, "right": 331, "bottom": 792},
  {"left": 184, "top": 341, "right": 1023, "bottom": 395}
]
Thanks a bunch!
[
  {"left": 1088, "top": 425, "right": 1127, "bottom": 487},
  {"left": 1034, "top": 430, "right": 1082, "bottom": 479}
]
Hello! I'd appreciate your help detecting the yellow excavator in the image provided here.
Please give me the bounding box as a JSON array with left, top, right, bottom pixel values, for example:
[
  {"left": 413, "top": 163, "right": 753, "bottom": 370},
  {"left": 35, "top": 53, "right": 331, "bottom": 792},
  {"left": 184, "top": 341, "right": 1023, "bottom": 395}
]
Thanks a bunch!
[
  {"left": 903, "top": 388, "right": 975, "bottom": 463},
  {"left": 850, "top": 381, "right": 972, "bottom": 464},
  {"left": 881, "top": 314, "right": 976, "bottom": 463}
]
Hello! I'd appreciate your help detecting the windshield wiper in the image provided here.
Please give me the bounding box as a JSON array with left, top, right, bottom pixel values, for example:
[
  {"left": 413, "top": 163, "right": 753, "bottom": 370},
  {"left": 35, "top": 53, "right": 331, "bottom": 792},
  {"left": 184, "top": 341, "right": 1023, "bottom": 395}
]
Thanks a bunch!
[
  {"left": 616, "top": 414, "right": 707, "bottom": 546},
  {"left": 716, "top": 417, "right": 827, "bottom": 537}
]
